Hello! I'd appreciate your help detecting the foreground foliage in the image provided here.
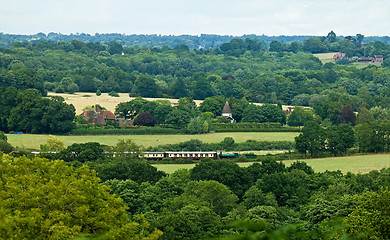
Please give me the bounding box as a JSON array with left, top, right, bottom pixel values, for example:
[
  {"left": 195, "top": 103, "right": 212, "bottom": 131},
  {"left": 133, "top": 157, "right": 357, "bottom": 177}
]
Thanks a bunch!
[{"left": 0, "top": 155, "right": 162, "bottom": 240}]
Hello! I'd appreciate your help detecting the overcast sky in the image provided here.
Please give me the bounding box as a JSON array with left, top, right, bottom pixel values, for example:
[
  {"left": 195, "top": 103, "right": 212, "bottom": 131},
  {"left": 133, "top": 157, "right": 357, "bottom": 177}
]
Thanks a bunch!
[{"left": 1, "top": 0, "right": 389, "bottom": 36}]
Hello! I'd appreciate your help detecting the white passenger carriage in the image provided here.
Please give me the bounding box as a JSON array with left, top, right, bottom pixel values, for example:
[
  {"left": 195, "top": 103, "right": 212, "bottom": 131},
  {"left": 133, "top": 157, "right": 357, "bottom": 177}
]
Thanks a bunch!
[{"left": 143, "top": 151, "right": 218, "bottom": 160}]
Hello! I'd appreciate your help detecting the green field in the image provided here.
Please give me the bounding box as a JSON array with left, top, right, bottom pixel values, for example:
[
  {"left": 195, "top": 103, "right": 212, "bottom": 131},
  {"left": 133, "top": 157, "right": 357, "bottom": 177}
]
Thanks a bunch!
[
  {"left": 352, "top": 61, "right": 382, "bottom": 69},
  {"left": 6, "top": 132, "right": 298, "bottom": 150},
  {"left": 313, "top": 52, "right": 338, "bottom": 64},
  {"left": 153, "top": 154, "right": 390, "bottom": 174}
]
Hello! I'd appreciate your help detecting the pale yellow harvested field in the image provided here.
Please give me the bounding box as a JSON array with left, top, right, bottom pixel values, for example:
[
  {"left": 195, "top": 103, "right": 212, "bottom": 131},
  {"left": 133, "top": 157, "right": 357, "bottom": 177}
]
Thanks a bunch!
[
  {"left": 48, "top": 92, "right": 204, "bottom": 115},
  {"left": 49, "top": 92, "right": 303, "bottom": 115}
]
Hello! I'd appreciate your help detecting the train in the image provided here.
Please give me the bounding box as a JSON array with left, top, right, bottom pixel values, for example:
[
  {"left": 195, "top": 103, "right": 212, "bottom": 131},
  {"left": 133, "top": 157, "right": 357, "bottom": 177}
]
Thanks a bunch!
[
  {"left": 142, "top": 151, "right": 256, "bottom": 160},
  {"left": 32, "top": 150, "right": 256, "bottom": 160}
]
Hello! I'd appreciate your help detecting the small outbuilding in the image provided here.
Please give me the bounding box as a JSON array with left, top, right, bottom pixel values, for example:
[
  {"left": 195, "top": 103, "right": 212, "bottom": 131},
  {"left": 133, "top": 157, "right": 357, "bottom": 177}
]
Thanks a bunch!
[{"left": 221, "top": 101, "right": 235, "bottom": 123}]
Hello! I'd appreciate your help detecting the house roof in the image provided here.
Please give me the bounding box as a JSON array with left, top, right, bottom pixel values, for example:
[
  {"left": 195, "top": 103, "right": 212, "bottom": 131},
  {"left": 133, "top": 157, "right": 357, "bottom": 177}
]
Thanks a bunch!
[
  {"left": 100, "top": 110, "right": 116, "bottom": 120},
  {"left": 81, "top": 106, "right": 116, "bottom": 126},
  {"left": 222, "top": 101, "right": 232, "bottom": 114}
]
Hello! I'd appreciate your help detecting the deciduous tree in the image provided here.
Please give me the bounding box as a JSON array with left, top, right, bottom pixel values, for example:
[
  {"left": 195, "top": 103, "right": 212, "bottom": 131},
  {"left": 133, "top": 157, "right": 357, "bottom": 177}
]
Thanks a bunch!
[
  {"left": 338, "top": 105, "right": 356, "bottom": 125},
  {"left": 165, "top": 108, "right": 191, "bottom": 128},
  {"left": 133, "top": 112, "right": 157, "bottom": 127},
  {"left": 39, "top": 135, "right": 65, "bottom": 152},
  {"left": 132, "top": 74, "right": 160, "bottom": 97},
  {"left": 0, "top": 155, "right": 162, "bottom": 240},
  {"left": 190, "top": 160, "right": 253, "bottom": 198},
  {"left": 327, "top": 124, "right": 355, "bottom": 155},
  {"left": 345, "top": 189, "right": 390, "bottom": 239},
  {"left": 287, "top": 107, "right": 315, "bottom": 127},
  {"left": 294, "top": 121, "right": 326, "bottom": 157}
]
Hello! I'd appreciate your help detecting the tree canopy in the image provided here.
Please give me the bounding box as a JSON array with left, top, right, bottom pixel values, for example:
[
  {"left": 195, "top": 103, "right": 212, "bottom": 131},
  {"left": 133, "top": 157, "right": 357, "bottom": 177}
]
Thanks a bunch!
[{"left": 0, "top": 155, "right": 162, "bottom": 240}]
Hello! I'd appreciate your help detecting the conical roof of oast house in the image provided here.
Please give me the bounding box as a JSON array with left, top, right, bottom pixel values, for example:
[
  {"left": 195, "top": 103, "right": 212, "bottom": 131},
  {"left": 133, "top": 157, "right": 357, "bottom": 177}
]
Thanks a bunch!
[{"left": 222, "top": 101, "right": 232, "bottom": 114}]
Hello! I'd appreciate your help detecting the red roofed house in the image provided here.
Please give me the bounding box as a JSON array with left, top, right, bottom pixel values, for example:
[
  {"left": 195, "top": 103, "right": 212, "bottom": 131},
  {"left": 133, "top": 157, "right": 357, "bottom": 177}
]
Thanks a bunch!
[
  {"left": 375, "top": 55, "right": 384, "bottom": 62},
  {"left": 81, "top": 104, "right": 116, "bottom": 126},
  {"left": 333, "top": 53, "right": 346, "bottom": 61}
]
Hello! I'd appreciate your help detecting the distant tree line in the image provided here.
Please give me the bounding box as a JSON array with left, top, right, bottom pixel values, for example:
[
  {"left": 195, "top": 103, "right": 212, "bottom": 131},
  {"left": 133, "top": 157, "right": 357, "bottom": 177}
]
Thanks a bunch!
[
  {"left": 1, "top": 32, "right": 389, "bottom": 49},
  {"left": 270, "top": 31, "right": 390, "bottom": 59}
]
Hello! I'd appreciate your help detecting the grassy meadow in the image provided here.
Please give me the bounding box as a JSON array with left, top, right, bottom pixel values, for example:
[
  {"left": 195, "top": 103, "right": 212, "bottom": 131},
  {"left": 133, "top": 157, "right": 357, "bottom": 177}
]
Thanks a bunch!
[
  {"left": 6, "top": 132, "right": 299, "bottom": 150},
  {"left": 153, "top": 154, "right": 390, "bottom": 174},
  {"left": 352, "top": 61, "right": 382, "bottom": 69},
  {"left": 313, "top": 52, "right": 338, "bottom": 64}
]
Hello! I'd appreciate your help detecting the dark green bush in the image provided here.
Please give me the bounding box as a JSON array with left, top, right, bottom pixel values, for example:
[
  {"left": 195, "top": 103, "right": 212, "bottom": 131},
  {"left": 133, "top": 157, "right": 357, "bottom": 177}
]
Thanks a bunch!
[
  {"left": 0, "top": 140, "right": 14, "bottom": 153},
  {"left": 108, "top": 91, "right": 119, "bottom": 97},
  {"left": 0, "top": 131, "right": 7, "bottom": 141}
]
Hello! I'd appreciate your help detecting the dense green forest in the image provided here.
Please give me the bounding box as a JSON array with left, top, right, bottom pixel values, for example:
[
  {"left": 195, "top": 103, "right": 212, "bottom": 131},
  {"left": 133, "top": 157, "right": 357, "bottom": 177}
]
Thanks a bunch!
[
  {"left": 2, "top": 145, "right": 389, "bottom": 239},
  {"left": 1, "top": 32, "right": 390, "bottom": 107}
]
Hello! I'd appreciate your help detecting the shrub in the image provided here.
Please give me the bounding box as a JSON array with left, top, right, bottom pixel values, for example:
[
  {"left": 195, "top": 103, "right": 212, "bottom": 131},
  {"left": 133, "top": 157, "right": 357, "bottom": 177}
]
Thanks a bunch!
[
  {"left": 39, "top": 135, "right": 65, "bottom": 152},
  {"left": 133, "top": 112, "right": 157, "bottom": 127},
  {"left": 0, "top": 140, "right": 14, "bottom": 153},
  {"left": 108, "top": 91, "right": 119, "bottom": 97},
  {"left": 66, "top": 83, "right": 79, "bottom": 94},
  {"left": 186, "top": 118, "right": 206, "bottom": 134},
  {"left": 0, "top": 131, "right": 7, "bottom": 141}
]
